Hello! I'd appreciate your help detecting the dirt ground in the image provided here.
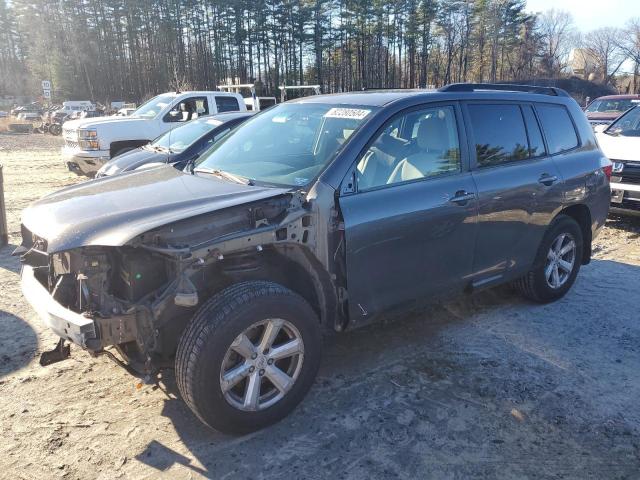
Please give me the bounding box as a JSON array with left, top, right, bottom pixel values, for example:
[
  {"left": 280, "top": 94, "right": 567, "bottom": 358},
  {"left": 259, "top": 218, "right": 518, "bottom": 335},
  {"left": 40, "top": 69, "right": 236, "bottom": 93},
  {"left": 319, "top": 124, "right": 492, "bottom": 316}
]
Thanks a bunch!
[{"left": 0, "top": 132, "right": 639, "bottom": 479}]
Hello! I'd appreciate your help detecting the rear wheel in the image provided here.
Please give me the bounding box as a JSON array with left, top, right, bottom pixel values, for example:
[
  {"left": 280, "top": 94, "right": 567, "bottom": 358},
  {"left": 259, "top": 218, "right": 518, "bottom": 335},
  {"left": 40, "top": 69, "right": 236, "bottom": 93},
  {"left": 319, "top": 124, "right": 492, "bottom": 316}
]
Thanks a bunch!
[
  {"left": 48, "top": 124, "right": 62, "bottom": 136},
  {"left": 175, "top": 281, "right": 322, "bottom": 434},
  {"left": 514, "top": 215, "right": 583, "bottom": 303}
]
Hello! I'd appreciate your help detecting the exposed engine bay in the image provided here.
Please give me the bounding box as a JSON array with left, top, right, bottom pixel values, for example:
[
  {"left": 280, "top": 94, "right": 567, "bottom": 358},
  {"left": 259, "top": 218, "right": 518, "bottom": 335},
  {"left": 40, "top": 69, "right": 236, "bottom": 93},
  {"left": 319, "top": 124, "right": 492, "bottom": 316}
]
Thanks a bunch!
[{"left": 19, "top": 189, "right": 343, "bottom": 375}]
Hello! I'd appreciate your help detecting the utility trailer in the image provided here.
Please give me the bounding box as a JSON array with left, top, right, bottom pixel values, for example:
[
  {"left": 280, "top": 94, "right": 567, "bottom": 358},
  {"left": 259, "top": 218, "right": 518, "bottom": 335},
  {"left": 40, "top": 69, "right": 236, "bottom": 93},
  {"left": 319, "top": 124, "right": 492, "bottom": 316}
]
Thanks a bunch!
[
  {"left": 217, "top": 84, "right": 277, "bottom": 111},
  {"left": 278, "top": 84, "right": 321, "bottom": 103}
]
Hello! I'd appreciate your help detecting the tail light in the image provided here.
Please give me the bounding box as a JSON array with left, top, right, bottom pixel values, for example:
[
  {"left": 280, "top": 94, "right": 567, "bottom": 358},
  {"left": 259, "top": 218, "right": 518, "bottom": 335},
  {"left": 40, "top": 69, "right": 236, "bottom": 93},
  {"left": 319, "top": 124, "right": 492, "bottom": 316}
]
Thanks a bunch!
[{"left": 602, "top": 164, "right": 612, "bottom": 180}]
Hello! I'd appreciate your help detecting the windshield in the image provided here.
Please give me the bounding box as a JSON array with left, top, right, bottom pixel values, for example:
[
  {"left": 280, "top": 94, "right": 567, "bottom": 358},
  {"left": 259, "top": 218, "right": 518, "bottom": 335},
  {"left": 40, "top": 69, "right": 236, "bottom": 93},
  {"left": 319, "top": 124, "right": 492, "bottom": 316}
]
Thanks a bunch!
[
  {"left": 152, "top": 118, "right": 222, "bottom": 152},
  {"left": 586, "top": 99, "right": 637, "bottom": 114},
  {"left": 195, "top": 103, "right": 377, "bottom": 186},
  {"left": 606, "top": 106, "right": 640, "bottom": 137},
  {"left": 132, "top": 94, "right": 175, "bottom": 119}
]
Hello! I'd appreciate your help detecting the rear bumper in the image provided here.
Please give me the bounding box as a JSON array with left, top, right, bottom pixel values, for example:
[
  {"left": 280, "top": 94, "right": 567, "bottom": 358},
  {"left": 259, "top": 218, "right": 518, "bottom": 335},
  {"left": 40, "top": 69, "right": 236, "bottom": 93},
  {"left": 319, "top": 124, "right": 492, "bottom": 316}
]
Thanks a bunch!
[
  {"left": 21, "top": 264, "right": 97, "bottom": 348},
  {"left": 62, "top": 146, "right": 110, "bottom": 177},
  {"left": 610, "top": 181, "right": 640, "bottom": 216}
]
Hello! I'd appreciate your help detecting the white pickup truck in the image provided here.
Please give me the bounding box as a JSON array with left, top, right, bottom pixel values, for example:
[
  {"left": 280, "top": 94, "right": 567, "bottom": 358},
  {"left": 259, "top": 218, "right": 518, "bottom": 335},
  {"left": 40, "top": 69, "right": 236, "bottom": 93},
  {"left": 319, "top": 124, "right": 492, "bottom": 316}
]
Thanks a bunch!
[{"left": 63, "top": 91, "right": 246, "bottom": 177}]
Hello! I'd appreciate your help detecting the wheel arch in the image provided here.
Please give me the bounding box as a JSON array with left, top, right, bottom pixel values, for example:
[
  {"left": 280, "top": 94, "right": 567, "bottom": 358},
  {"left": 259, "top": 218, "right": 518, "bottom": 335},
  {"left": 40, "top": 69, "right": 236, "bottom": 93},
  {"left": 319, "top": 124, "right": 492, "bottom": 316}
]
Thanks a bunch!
[
  {"left": 198, "top": 243, "right": 339, "bottom": 332},
  {"left": 110, "top": 139, "right": 150, "bottom": 158},
  {"left": 555, "top": 204, "right": 592, "bottom": 265}
]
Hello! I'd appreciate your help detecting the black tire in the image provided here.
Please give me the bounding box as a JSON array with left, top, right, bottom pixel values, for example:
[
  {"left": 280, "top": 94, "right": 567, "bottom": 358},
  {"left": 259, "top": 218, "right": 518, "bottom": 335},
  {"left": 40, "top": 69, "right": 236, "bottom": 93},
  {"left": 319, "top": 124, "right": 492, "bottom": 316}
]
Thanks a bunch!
[
  {"left": 175, "top": 281, "right": 322, "bottom": 434},
  {"left": 48, "top": 124, "right": 62, "bottom": 136},
  {"left": 514, "top": 215, "right": 583, "bottom": 303}
]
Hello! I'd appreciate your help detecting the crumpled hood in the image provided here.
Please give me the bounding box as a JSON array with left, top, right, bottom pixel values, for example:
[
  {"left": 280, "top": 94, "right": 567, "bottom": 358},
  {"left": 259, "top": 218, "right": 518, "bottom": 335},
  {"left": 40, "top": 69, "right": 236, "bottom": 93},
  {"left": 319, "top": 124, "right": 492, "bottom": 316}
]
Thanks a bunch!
[{"left": 22, "top": 165, "right": 290, "bottom": 253}]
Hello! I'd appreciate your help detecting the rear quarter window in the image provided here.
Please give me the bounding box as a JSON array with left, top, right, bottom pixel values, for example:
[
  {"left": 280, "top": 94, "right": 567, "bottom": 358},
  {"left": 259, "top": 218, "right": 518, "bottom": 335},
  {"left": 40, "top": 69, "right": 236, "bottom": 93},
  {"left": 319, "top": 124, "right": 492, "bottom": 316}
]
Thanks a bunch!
[
  {"left": 536, "top": 104, "right": 579, "bottom": 154},
  {"left": 215, "top": 96, "right": 240, "bottom": 113}
]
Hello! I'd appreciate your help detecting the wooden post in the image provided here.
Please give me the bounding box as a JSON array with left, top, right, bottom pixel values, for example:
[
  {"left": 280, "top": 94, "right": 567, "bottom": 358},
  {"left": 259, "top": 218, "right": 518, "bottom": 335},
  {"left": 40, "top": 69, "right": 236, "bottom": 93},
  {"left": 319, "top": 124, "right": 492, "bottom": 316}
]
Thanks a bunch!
[{"left": 0, "top": 165, "right": 8, "bottom": 247}]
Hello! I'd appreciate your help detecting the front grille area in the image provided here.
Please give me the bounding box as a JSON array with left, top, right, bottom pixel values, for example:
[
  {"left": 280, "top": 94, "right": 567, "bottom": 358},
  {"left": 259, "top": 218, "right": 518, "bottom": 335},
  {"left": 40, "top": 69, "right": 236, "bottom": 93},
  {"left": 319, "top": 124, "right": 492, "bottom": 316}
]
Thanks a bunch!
[
  {"left": 63, "top": 128, "right": 78, "bottom": 148},
  {"left": 589, "top": 120, "right": 611, "bottom": 127},
  {"left": 612, "top": 160, "right": 640, "bottom": 185}
]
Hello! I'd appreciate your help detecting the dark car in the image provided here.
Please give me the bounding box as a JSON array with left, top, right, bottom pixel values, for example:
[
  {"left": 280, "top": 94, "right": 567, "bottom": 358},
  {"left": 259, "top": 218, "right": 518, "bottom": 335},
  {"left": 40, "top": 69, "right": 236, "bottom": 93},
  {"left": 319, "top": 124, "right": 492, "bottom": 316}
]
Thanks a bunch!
[
  {"left": 17, "top": 84, "right": 610, "bottom": 434},
  {"left": 584, "top": 94, "right": 640, "bottom": 128},
  {"left": 95, "top": 112, "right": 253, "bottom": 177}
]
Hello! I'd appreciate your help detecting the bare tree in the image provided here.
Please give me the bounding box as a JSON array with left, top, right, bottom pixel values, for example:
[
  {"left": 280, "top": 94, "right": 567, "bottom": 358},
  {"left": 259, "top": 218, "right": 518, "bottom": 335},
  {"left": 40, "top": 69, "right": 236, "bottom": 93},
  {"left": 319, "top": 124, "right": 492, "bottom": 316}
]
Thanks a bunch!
[
  {"left": 582, "top": 27, "right": 625, "bottom": 85},
  {"left": 614, "top": 18, "right": 640, "bottom": 93},
  {"left": 537, "top": 9, "right": 575, "bottom": 78}
]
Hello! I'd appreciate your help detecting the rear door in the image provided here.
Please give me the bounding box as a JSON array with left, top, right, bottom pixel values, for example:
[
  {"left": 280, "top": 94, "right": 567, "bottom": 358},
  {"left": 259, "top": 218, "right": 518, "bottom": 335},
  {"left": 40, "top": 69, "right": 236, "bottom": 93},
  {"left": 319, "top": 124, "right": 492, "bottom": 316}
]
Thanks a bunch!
[
  {"left": 462, "top": 102, "right": 565, "bottom": 282},
  {"left": 339, "top": 103, "right": 478, "bottom": 323}
]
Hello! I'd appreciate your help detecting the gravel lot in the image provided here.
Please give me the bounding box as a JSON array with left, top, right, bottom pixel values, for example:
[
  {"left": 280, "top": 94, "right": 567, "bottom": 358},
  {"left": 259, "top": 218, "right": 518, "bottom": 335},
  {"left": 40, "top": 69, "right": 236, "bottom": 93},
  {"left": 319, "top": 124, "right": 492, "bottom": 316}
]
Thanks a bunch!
[{"left": 0, "top": 132, "right": 639, "bottom": 479}]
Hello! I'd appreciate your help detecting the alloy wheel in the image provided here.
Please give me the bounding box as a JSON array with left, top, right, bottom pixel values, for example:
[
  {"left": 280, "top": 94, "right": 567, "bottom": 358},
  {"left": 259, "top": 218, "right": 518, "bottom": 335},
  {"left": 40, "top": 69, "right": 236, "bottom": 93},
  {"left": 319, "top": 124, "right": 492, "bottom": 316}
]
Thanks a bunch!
[
  {"left": 544, "top": 233, "right": 576, "bottom": 289},
  {"left": 219, "top": 318, "right": 305, "bottom": 411}
]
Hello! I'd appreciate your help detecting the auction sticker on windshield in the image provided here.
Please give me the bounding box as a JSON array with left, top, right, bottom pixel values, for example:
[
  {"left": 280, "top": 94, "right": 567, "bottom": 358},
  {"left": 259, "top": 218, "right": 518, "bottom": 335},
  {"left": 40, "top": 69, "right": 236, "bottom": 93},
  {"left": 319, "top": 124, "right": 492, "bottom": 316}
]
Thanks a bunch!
[{"left": 324, "top": 108, "right": 371, "bottom": 120}]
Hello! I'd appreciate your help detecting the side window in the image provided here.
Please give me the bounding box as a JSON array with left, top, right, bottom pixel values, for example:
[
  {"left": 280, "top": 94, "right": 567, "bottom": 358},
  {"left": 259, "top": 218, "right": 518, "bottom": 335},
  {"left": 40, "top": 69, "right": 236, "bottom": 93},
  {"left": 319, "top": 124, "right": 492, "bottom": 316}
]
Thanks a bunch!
[
  {"left": 356, "top": 105, "right": 461, "bottom": 191},
  {"left": 165, "top": 97, "right": 208, "bottom": 122},
  {"left": 215, "top": 96, "right": 240, "bottom": 113},
  {"left": 521, "top": 105, "right": 546, "bottom": 158},
  {"left": 536, "top": 104, "right": 579, "bottom": 154},
  {"left": 468, "top": 104, "right": 529, "bottom": 167}
]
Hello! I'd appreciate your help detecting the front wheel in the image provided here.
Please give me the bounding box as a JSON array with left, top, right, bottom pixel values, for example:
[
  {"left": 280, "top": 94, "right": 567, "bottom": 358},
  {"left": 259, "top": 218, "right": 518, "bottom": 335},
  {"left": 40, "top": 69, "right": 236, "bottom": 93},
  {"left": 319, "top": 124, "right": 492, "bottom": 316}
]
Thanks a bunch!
[
  {"left": 514, "top": 215, "right": 583, "bottom": 303},
  {"left": 175, "top": 281, "right": 322, "bottom": 434},
  {"left": 48, "top": 124, "right": 62, "bottom": 136}
]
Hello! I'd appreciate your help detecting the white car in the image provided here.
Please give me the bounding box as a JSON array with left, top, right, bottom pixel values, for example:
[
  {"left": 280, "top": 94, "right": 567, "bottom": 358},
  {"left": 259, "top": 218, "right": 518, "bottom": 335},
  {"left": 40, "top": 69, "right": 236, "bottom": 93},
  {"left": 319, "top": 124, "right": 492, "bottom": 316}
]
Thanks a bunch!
[
  {"left": 595, "top": 105, "right": 640, "bottom": 216},
  {"left": 62, "top": 91, "right": 246, "bottom": 177}
]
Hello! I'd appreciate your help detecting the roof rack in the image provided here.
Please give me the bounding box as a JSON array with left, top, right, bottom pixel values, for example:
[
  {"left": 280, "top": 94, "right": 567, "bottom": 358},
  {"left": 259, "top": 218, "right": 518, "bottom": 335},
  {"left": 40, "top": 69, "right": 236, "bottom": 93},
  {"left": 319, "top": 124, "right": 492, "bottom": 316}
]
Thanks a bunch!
[{"left": 438, "top": 83, "right": 569, "bottom": 97}]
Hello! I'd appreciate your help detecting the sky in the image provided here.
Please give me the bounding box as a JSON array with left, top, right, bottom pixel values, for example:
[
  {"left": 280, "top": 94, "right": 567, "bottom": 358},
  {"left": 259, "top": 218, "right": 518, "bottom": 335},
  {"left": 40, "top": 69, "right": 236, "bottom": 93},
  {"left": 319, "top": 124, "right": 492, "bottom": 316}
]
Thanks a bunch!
[{"left": 526, "top": 0, "right": 640, "bottom": 31}]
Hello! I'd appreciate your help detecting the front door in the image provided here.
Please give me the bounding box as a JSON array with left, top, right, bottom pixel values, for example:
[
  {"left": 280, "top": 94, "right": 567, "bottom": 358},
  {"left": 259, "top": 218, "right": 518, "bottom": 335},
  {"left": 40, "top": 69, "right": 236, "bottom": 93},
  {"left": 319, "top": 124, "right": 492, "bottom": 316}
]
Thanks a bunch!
[{"left": 339, "top": 104, "right": 478, "bottom": 324}]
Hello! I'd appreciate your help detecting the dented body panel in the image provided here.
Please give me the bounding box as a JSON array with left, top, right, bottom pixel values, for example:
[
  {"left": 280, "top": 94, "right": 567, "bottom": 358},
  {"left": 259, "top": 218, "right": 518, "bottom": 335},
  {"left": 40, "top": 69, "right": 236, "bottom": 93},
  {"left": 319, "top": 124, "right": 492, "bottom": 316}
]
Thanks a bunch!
[
  {"left": 18, "top": 164, "right": 343, "bottom": 372},
  {"left": 21, "top": 165, "right": 290, "bottom": 253}
]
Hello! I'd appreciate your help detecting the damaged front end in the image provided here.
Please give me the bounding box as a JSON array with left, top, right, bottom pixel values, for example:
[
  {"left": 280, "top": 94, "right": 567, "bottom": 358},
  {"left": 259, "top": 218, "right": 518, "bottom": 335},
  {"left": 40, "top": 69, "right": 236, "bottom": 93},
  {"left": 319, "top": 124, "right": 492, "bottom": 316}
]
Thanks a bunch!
[
  {"left": 20, "top": 239, "right": 159, "bottom": 372},
  {"left": 18, "top": 189, "right": 328, "bottom": 375}
]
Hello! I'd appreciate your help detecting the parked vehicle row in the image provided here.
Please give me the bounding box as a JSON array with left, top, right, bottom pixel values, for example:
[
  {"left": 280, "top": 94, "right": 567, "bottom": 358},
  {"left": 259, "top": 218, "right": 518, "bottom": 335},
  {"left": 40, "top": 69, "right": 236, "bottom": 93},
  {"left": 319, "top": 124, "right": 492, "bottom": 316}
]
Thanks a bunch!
[
  {"left": 63, "top": 90, "right": 247, "bottom": 176},
  {"left": 95, "top": 112, "right": 253, "bottom": 177},
  {"left": 16, "top": 83, "right": 611, "bottom": 434}
]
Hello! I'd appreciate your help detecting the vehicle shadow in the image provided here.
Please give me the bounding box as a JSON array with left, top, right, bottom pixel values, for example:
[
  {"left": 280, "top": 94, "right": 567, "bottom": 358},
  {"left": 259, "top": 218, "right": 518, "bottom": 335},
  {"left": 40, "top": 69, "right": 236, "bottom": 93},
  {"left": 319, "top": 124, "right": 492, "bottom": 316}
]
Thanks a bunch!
[
  {"left": 0, "top": 243, "right": 21, "bottom": 274},
  {"left": 0, "top": 310, "right": 38, "bottom": 379},
  {"left": 135, "top": 287, "right": 514, "bottom": 474},
  {"left": 136, "top": 260, "right": 640, "bottom": 478},
  {"left": 606, "top": 213, "right": 640, "bottom": 236}
]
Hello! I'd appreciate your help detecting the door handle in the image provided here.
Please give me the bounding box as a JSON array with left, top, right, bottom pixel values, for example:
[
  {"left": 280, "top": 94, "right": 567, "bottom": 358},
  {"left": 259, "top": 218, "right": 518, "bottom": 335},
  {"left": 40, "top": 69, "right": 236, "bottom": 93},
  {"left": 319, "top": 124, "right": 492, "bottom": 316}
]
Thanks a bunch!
[
  {"left": 449, "top": 190, "right": 475, "bottom": 205},
  {"left": 538, "top": 174, "right": 559, "bottom": 186}
]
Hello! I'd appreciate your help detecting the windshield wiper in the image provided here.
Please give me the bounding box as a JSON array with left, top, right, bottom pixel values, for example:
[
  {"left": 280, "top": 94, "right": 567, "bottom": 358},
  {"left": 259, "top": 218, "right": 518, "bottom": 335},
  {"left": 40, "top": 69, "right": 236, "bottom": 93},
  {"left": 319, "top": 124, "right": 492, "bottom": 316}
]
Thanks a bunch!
[{"left": 193, "top": 167, "right": 252, "bottom": 185}]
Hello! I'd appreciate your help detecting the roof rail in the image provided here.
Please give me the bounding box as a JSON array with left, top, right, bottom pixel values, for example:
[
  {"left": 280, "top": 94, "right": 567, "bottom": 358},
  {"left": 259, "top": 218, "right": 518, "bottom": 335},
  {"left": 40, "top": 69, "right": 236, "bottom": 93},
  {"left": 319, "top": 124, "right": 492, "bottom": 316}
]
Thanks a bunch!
[{"left": 438, "top": 83, "right": 569, "bottom": 97}]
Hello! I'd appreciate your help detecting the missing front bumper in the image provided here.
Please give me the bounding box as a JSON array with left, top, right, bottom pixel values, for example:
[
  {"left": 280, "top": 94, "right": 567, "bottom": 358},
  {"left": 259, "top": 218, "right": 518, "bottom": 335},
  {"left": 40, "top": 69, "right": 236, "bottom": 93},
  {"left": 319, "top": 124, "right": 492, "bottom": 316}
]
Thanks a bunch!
[
  {"left": 21, "top": 265, "right": 140, "bottom": 352},
  {"left": 21, "top": 264, "right": 98, "bottom": 348}
]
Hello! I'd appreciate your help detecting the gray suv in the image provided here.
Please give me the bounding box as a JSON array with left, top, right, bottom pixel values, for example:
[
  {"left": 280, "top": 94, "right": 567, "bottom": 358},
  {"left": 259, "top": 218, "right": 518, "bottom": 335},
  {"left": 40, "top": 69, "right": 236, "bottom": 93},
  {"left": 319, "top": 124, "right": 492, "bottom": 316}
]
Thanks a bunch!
[{"left": 17, "top": 84, "right": 611, "bottom": 433}]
